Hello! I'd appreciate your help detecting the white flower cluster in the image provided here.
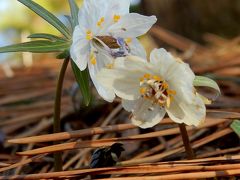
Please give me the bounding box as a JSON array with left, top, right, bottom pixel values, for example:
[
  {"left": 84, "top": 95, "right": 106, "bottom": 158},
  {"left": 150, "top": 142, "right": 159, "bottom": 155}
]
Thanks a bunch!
[{"left": 71, "top": 0, "right": 209, "bottom": 128}]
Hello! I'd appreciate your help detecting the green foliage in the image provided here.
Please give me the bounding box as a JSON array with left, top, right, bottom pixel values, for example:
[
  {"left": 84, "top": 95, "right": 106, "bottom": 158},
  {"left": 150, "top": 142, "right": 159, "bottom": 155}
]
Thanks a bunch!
[
  {"left": 56, "top": 50, "right": 70, "bottom": 59},
  {"left": 230, "top": 120, "right": 240, "bottom": 137},
  {"left": 0, "top": 40, "right": 70, "bottom": 53},
  {"left": 18, "top": 0, "right": 71, "bottom": 39},
  {"left": 68, "top": 0, "right": 79, "bottom": 28},
  {"left": 28, "top": 33, "right": 66, "bottom": 41},
  {"left": 71, "top": 60, "right": 91, "bottom": 106},
  {"left": 194, "top": 76, "right": 221, "bottom": 95}
]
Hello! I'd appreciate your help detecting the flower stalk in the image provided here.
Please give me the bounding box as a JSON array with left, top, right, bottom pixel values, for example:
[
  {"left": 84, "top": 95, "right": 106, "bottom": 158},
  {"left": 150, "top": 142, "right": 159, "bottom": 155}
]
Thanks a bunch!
[
  {"left": 53, "top": 56, "right": 70, "bottom": 171},
  {"left": 179, "top": 123, "right": 195, "bottom": 159}
]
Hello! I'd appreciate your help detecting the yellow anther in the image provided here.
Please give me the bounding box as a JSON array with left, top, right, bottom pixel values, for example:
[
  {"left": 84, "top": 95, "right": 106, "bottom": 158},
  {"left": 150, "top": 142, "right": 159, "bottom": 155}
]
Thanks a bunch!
[
  {"left": 90, "top": 55, "right": 97, "bottom": 65},
  {"left": 175, "top": 57, "right": 183, "bottom": 63},
  {"left": 139, "top": 87, "right": 147, "bottom": 94},
  {"left": 100, "top": 17, "right": 105, "bottom": 22},
  {"left": 167, "top": 89, "right": 176, "bottom": 95},
  {"left": 140, "top": 77, "right": 145, "bottom": 82},
  {"left": 153, "top": 75, "right": 161, "bottom": 81},
  {"left": 162, "top": 82, "right": 169, "bottom": 89},
  {"left": 143, "top": 73, "right": 151, "bottom": 79},
  {"left": 125, "top": 38, "right": 132, "bottom": 44},
  {"left": 106, "top": 63, "right": 113, "bottom": 69},
  {"left": 113, "top": 15, "right": 121, "bottom": 23},
  {"left": 97, "top": 17, "right": 105, "bottom": 27},
  {"left": 86, "top": 30, "right": 93, "bottom": 40},
  {"left": 166, "top": 97, "right": 171, "bottom": 108}
]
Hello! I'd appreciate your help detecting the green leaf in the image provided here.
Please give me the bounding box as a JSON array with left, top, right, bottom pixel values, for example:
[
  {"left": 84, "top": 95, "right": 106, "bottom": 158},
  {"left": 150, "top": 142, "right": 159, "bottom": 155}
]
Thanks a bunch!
[
  {"left": 28, "top": 33, "right": 66, "bottom": 42},
  {"left": 68, "top": 0, "right": 79, "bottom": 28},
  {"left": 194, "top": 76, "right": 221, "bottom": 95},
  {"left": 56, "top": 50, "right": 70, "bottom": 59},
  {"left": 71, "top": 60, "right": 91, "bottom": 106},
  {"left": 230, "top": 120, "right": 240, "bottom": 136},
  {"left": 18, "top": 0, "right": 71, "bottom": 39},
  {"left": 0, "top": 40, "right": 70, "bottom": 53}
]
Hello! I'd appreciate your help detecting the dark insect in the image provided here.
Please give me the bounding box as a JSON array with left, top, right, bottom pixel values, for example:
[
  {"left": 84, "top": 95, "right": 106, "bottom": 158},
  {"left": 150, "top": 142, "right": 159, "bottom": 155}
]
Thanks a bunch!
[{"left": 90, "top": 143, "right": 125, "bottom": 178}]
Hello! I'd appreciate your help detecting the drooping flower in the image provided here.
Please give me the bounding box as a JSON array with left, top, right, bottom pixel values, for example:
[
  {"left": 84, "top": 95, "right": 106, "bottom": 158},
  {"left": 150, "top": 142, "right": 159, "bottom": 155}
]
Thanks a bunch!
[
  {"left": 97, "top": 48, "right": 207, "bottom": 128},
  {"left": 70, "top": 0, "right": 157, "bottom": 102}
]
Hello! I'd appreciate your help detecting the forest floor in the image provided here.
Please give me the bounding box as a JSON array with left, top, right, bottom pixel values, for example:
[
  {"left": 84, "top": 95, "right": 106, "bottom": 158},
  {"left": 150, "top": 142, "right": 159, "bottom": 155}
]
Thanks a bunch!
[{"left": 0, "top": 26, "right": 239, "bottom": 179}]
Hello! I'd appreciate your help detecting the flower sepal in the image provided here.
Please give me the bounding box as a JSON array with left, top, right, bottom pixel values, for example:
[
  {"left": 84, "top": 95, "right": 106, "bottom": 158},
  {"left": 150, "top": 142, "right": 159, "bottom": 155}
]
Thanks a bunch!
[{"left": 193, "top": 76, "right": 221, "bottom": 100}]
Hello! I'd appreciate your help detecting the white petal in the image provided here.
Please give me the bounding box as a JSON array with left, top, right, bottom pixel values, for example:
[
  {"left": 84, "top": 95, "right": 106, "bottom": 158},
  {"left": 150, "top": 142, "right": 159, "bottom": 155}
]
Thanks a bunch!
[
  {"left": 109, "top": 13, "right": 157, "bottom": 38},
  {"left": 130, "top": 98, "right": 166, "bottom": 128},
  {"left": 122, "top": 99, "right": 137, "bottom": 112},
  {"left": 78, "top": 0, "right": 107, "bottom": 34},
  {"left": 88, "top": 54, "right": 115, "bottom": 102},
  {"left": 70, "top": 26, "right": 90, "bottom": 71},
  {"left": 167, "top": 62, "right": 195, "bottom": 104},
  {"left": 98, "top": 0, "right": 130, "bottom": 35},
  {"left": 179, "top": 94, "right": 206, "bottom": 126},
  {"left": 97, "top": 60, "right": 144, "bottom": 100},
  {"left": 107, "top": 0, "right": 130, "bottom": 15},
  {"left": 150, "top": 48, "right": 176, "bottom": 76},
  {"left": 114, "top": 56, "right": 149, "bottom": 71},
  {"left": 166, "top": 101, "right": 185, "bottom": 124},
  {"left": 128, "top": 38, "right": 147, "bottom": 59},
  {"left": 167, "top": 94, "right": 206, "bottom": 126}
]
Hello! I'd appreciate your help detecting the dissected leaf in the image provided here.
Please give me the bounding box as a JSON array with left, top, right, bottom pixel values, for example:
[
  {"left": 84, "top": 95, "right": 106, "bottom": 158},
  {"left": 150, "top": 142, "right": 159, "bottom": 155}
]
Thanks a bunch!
[
  {"left": 68, "top": 0, "right": 79, "bottom": 28},
  {"left": 230, "top": 120, "right": 240, "bottom": 137},
  {"left": 28, "top": 33, "right": 66, "bottom": 42},
  {"left": 18, "top": 0, "right": 71, "bottom": 39},
  {"left": 0, "top": 40, "right": 70, "bottom": 53},
  {"left": 71, "top": 60, "right": 91, "bottom": 106}
]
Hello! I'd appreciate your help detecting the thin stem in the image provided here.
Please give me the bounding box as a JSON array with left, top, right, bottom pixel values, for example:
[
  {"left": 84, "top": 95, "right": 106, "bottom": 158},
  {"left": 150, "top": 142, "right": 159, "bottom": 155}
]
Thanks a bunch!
[
  {"left": 53, "top": 56, "right": 70, "bottom": 171},
  {"left": 179, "top": 123, "right": 195, "bottom": 159}
]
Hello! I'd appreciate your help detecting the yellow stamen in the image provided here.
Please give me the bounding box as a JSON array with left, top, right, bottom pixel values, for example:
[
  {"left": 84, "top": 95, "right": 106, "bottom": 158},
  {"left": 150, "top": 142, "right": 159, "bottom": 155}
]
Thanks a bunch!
[
  {"left": 106, "top": 63, "right": 114, "bottom": 69},
  {"left": 167, "top": 89, "right": 176, "bottom": 95},
  {"left": 162, "top": 82, "right": 169, "bottom": 89},
  {"left": 153, "top": 75, "right": 161, "bottom": 81},
  {"left": 86, "top": 30, "right": 93, "bottom": 40},
  {"left": 143, "top": 73, "right": 151, "bottom": 79},
  {"left": 175, "top": 57, "right": 183, "bottom": 63},
  {"left": 97, "top": 17, "right": 105, "bottom": 27},
  {"left": 139, "top": 87, "right": 147, "bottom": 94},
  {"left": 125, "top": 38, "right": 132, "bottom": 44},
  {"left": 113, "top": 15, "right": 121, "bottom": 23},
  {"left": 140, "top": 77, "right": 145, "bottom": 82},
  {"left": 100, "top": 17, "right": 105, "bottom": 22},
  {"left": 90, "top": 55, "right": 97, "bottom": 65},
  {"left": 166, "top": 97, "right": 171, "bottom": 108}
]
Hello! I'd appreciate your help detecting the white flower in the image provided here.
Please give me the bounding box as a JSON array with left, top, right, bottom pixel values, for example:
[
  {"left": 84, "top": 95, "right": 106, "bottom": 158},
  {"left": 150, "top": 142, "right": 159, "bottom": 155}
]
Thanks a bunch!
[
  {"left": 97, "top": 48, "right": 206, "bottom": 128},
  {"left": 70, "top": 0, "right": 157, "bottom": 102}
]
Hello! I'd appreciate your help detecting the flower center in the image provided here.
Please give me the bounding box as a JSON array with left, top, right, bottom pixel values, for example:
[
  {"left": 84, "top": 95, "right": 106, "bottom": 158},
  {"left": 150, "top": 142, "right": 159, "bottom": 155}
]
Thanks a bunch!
[
  {"left": 86, "top": 30, "right": 93, "bottom": 40},
  {"left": 113, "top": 14, "right": 121, "bottom": 23},
  {"left": 139, "top": 73, "right": 176, "bottom": 108}
]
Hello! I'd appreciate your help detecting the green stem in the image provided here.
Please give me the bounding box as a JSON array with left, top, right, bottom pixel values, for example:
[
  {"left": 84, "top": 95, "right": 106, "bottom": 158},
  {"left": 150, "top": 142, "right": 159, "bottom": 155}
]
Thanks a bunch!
[
  {"left": 179, "top": 123, "right": 195, "bottom": 160},
  {"left": 53, "top": 56, "right": 70, "bottom": 171}
]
